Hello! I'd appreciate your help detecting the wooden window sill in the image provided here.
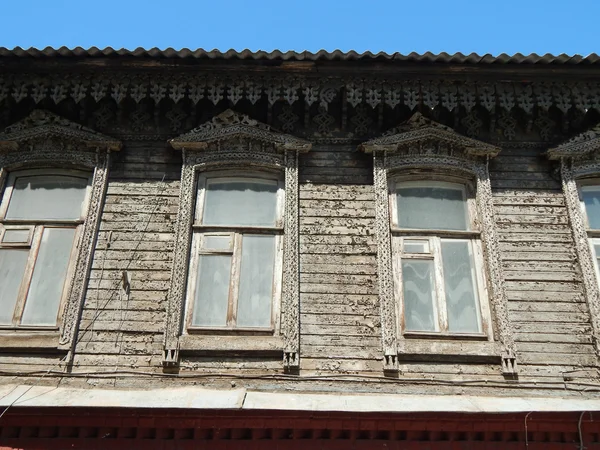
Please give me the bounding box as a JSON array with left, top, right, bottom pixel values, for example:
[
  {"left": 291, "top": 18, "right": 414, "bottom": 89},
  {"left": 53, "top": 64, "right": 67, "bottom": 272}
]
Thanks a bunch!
[
  {"left": 397, "top": 339, "right": 500, "bottom": 363},
  {"left": 179, "top": 334, "right": 284, "bottom": 355},
  {"left": 0, "top": 331, "right": 64, "bottom": 352}
]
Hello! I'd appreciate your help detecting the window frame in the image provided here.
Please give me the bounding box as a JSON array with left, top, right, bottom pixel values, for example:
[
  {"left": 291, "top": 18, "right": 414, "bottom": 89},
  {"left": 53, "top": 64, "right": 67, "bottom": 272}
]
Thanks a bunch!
[
  {"left": 388, "top": 175, "right": 492, "bottom": 341},
  {"left": 0, "top": 169, "right": 92, "bottom": 330},
  {"left": 362, "top": 127, "right": 515, "bottom": 374},
  {"left": 576, "top": 178, "right": 600, "bottom": 286},
  {"left": 0, "top": 109, "right": 120, "bottom": 353},
  {"left": 184, "top": 170, "right": 285, "bottom": 335},
  {"left": 163, "top": 110, "right": 311, "bottom": 369}
]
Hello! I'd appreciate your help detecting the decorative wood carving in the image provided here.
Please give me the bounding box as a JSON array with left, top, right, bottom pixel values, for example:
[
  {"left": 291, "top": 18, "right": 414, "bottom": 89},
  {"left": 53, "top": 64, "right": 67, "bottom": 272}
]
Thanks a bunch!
[
  {"left": 0, "top": 110, "right": 121, "bottom": 357},
  {"left": 163, "top": 110, "right": 311, "bottom": 369},
  {"left": 1, "top": 74, "right": 599, "bottom": 142},
  {"left": 548, "top": 130, "right": 600, "bottom": 362},
  {"left": 361, "top": 113, "right": 517, "bottom": 375}
]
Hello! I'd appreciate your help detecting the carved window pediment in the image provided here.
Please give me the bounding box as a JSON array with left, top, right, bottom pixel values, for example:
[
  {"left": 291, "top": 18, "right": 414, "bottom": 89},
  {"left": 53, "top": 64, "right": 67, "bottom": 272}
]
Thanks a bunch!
[
  {"left": 547, "top": 124, "right": 600, "bottom": 161},
  {"left": 0, "top": 109, "right": 121, "bottom": 153},
  {"left": 163, "top": 110, "right": 310, "bottom": 370},
  {"left": 360, "top": 113, "right": 500, "bottom": 159},
  {"left": 0, "top": 110, "right": 120, "bottom": 357},
  {"left": 361, "top": 113, "right": 516, "bottom": 376},
  {"left": 169, "top": 109, "right": 311, "bottom": 153}
]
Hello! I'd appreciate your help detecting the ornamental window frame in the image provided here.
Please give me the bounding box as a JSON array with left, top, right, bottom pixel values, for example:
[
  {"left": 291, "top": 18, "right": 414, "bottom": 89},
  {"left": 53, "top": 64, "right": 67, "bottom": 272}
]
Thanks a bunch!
[
  {"left": 548, "top": 126, "right": 600, "bottom": 362},
  {"left": 360, "top": 112, "right": 517, "bottom": 375},
  {"left": 185, "top": 170, "right": 285, "bottom": 334},
  {"left": 388, "top": 174, "right": 493, "bottom": 340},
  {"left": 0, "top": 168, "right": 92, "bottom": 329},
  {"left": 162, "top": 110, "right": 311, "bottom": 370},
  {"left": 0, "top": 110, "right": 120, "bottom": 353}
]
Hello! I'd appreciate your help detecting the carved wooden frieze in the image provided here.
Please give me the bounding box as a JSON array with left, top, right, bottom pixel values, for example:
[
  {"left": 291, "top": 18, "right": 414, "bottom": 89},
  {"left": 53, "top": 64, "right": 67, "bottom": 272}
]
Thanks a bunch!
[
  {"left": 0, "top": 110, "right": 121, "bottom": 358},
  {"left": 163, "top": 110, "right": 310, "bottom": 369},
  {"left": 2, "top": 74, "right": 600, "bottom": 141},
  {"left": 361, "top": 113, "right": 517, "bottom": 375},
  {"left": 1, "top": 75, "right": 598, "bottom": 117}
]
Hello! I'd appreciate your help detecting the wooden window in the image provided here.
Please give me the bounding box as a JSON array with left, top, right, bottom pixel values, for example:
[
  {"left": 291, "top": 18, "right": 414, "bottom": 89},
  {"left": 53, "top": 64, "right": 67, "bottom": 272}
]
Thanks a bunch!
[
  {"left": 185, "top": 173, "right": 284, "bottom": 333},
  {"left": 578, "top": 181, "right": 600, "bottom": 281},
  {"left": 390, "top": 178, "right": 491, "bottom": 339},
  {"left": 0, "top": 169, "right": 91, "bottom": 329}
]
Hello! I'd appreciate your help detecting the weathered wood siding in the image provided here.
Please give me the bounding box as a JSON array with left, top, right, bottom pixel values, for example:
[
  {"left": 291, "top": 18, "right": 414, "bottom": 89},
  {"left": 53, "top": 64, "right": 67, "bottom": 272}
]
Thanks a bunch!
[
  {"left": 1, "top": 138, "right": 598, "bottom": 394},
  {"left": 72, "top": 141, "right": 180, "bottom": 372},
  {"left": 490, "top": 146, "right": 597, "bottom": 380},
  {"left": 299, "top": 144, "right": 381, "bottom": 373}
]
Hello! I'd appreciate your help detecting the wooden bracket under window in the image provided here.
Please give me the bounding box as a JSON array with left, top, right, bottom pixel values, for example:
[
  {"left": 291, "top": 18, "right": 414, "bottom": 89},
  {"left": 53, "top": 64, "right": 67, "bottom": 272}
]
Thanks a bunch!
[
  {"left": 501, "top": 349, "right": 518, "bottom": 376},
  {"left": 163, "top": 345, "right": 180, "bottom": 368},
  {"left": 383, "top": 353, "right": 399, "bottom": 373},
  {"left": 283, "top": 351, "right": 298, "bottom": 371}
]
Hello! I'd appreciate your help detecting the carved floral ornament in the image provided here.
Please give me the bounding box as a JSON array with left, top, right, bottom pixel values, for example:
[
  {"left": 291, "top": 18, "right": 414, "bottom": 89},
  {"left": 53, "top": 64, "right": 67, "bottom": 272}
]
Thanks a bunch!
[
  {"left": 2, "top": 74, "right": 600, "bottom": 142},
  {"left": 360, "top": 113, "right": 518, "bottom": 375},
  {"left": 1, "top": 74, "right": 598, "bottom": 114},
  {"left": 163, "top": 110, "right": 311, "bottom": 369},
  {"left": 0, "top": 110, "right": 121, "bottom": 357},
  {"left": 548, "top": 124, "right": 600, "bottom": 362}
]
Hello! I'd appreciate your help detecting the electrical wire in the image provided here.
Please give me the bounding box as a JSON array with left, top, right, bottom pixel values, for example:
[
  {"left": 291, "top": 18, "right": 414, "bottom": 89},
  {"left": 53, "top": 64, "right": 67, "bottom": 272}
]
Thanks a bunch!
[{"left": 1, "top": 368, "right": 600, "bottom": 392}]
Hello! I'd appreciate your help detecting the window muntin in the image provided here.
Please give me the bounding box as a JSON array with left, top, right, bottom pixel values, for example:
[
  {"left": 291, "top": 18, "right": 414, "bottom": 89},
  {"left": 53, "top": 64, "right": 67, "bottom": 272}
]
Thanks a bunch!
[
  {"left": 391, "top": 179, "right": 488, "bottom": 337},
  {"left": 186, "top": 174, "right": 284, "bottom": 332},
  {"left": 0, "top": 170, "right": 91, "bottom": 328}
]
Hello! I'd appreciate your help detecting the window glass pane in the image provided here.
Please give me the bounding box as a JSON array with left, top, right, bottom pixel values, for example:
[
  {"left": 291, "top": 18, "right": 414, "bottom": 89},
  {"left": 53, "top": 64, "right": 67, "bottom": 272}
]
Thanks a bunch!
[
  {"left": 2, "top": 229, "right": 30, "bottom": 244},
  {"left": 397, "top": 183, "right": 468, "bottom": 230},
  {"left": 441, "top": 240, "right": 481, "bottom": 333},
  {"left": 6, "top": 175, "right": 89, "bottom": 221},
  {"left": 402, "top": 259, "right": 438, "bottom": 332},
  {"left": 191, "top": 255, "right": 231, "bottom": 327},
  {"left": 202, "top": 235, "right": 232, "bottom": 251},
  {"left": 21, "top": 228, "right": 76, "bottom": 326},
  {"left": 403, "top": 239, "right": 430, "bottom": 254},
  {"left": 202, "top": 179, "right": 278, "bottom": 226},
  {"left": 594, "top": 243, "right": 600, "bottom": 270},
  {"left": 237, "top": 235, "right": 275, "bottom": 328},
  {"left": 582, "top": 187, "right": 600, "bottom": 229},
  {"left": 0, "top": 249, "right": 28, "bottom": 324}
]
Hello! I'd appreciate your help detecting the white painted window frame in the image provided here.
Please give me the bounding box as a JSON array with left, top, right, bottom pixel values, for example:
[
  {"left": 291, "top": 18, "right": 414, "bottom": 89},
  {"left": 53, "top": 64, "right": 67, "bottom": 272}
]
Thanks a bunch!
[
  {"left": 388, "top": 177, "right": 492, "bottom": 341},
  {"left": 184, "top": 171, "right": 285, "bottom": 334},
  {"left": 0, "top": 169, "right": 93, "bottom": 330}
]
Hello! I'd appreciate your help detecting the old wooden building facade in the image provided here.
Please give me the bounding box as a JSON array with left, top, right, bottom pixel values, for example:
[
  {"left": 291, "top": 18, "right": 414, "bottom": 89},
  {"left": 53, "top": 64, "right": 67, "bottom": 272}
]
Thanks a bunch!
[{"left": 1, "top": 48, "right": 600, "bottom": 448}]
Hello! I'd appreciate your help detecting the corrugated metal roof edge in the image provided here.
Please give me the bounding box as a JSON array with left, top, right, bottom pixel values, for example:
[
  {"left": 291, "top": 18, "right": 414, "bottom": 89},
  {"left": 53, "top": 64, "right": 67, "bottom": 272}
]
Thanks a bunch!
[{"left": 0, "top": 47, "right": 599, "bottom": 65}]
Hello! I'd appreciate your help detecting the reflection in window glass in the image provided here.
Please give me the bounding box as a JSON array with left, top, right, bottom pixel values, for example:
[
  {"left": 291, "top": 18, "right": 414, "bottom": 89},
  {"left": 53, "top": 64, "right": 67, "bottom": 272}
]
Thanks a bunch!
[
  {"left": 441, "top": 240, "right": 481, "bottom": 333},
  {"left": 237, "top": 235, "right": 275, "bottom": 328},
  {"left": 21, "top": 228, "right": 76, "bottom": 326},
  {"left": 6, "top": 175, "right": 88, "bottom": 220},
  {"left": 202, "top": 179, "right": 278, "bottom": 226},
  {"left": 192, "top": 255, "right": 232, "bottom": 327},
  {"left": 402, "top": 259, "right": 437, "bottom": 332},
  {"left": 397, "top": 183, "right": 467, "bottom": 230},
  {"left": 0, "top": 249, "right": 28, "bottom": 324},
  {"left": 582, "top": 186, "right": 600, "bottom": 229}
]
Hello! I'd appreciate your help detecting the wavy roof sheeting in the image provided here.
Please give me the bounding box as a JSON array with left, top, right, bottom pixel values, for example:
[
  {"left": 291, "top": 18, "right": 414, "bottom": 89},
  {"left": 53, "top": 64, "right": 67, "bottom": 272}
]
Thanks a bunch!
[{"left": 0, "top": 47, "right": 599, "bottom": 65}]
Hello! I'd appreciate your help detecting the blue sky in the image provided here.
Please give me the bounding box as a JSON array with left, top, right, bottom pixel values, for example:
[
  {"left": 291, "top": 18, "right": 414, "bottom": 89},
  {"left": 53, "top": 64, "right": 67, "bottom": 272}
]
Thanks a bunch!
[{"left": 1, "top": 0, "right": 598, "bottom": 56}]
